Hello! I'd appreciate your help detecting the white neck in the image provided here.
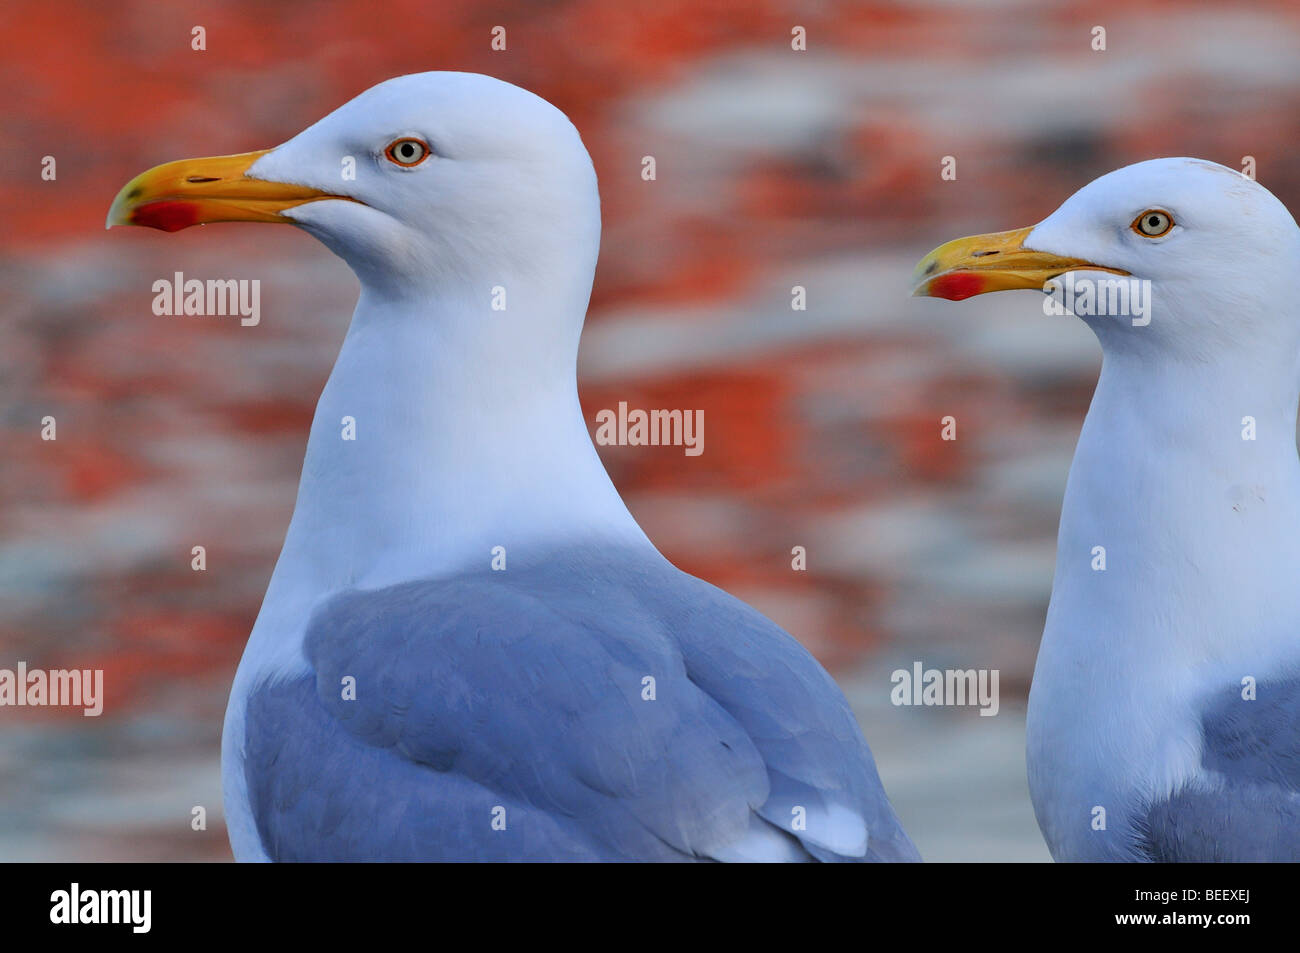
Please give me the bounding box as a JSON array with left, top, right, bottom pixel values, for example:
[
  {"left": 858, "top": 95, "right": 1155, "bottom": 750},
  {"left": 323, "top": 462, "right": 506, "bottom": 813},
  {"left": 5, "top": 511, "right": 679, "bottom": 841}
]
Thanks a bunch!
[
  {"left": 1051, "top": 346, "right": 1300, "bottom": 659},
  {"left": 244, "top": 274, "right": 651, "bottom": 675},
  {"left": 1028, "top": 342, "right": 1300, "bottom": 857}
]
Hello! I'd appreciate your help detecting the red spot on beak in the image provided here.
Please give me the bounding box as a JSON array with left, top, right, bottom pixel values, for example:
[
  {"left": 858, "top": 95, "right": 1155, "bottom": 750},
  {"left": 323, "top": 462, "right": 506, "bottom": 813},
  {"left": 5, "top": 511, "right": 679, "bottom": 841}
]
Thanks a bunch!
[
  {"left": 131, "top": 201, "right": 201, "bottom": 233},
  {"left": 927, "top": 271, "right": 986, "bottom": 301}
]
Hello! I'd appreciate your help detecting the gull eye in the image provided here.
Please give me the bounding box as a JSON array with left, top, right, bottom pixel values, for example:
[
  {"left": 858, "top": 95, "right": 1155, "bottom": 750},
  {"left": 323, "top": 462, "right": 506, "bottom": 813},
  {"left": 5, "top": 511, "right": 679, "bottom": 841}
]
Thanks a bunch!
[
  {"left": 1132, "top": 209, "right": 1173, "bottom": 238},
  {"left": 384, "top": 137, "right": 431, "bottom": 167}
]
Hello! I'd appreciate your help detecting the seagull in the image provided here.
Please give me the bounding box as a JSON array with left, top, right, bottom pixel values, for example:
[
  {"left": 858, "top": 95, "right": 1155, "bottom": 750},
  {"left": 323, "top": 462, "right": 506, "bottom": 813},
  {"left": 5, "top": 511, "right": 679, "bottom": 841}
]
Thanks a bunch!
[
  {"left": 914, "top": 157, "right": 1300, "bottom": 861},
  {"left": 107, "top": 71, "right": 918, "bottom": 862}
]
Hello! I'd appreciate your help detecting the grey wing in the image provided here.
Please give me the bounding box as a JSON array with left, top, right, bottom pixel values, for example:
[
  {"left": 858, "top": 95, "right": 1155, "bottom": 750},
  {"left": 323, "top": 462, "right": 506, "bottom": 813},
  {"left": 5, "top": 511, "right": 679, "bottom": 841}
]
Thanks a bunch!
[
  {"left": 1140, "top": 677, "right": 1300, "bottom": 861},
  {"left": 245, "top": 567, "right": 823, "bottom": 861},
  {"left": 629, "top": 566, "right": 919, "bottom": 862}
]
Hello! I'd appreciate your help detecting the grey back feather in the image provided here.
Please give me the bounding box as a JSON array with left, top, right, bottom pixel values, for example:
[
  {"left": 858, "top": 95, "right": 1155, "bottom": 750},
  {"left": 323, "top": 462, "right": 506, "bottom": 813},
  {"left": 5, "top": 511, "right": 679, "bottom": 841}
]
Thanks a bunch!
[
  {"left": 244, "top": 546, "right": 919, "bottom": 862},
  {"left": 1139, "top": 677, "right": 1300, "bottom": 861}
]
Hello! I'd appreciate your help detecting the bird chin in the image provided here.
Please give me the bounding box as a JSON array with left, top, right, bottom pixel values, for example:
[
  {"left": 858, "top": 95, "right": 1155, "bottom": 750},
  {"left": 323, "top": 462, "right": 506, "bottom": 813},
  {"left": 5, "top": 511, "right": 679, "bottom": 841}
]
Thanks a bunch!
[
  {"left": 281, "top": 197, "right": 375, "bottom": 228},
  {"left": 280, "top": 199, "right": 395, "bottom": 251},
  {"left": 282, "top": 201, "right": 428, "bottom": 290}
]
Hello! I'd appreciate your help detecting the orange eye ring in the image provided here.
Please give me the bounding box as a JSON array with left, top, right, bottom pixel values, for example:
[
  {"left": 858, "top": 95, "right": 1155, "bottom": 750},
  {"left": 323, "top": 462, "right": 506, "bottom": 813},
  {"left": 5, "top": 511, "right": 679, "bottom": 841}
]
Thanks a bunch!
[
  {"left": 384, "top": 138, "right": 432, "bottom": 167},
  {"left": 1131, "top": 209, "right": 1174, "bottom": 238}
]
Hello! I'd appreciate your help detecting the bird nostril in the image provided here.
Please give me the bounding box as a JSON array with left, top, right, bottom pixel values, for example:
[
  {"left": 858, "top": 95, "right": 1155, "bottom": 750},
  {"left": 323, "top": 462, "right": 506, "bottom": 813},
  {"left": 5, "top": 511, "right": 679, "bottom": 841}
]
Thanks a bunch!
[
  {"left": 971, "top": 250, "right": 999, "bottom": 257},
  {"left": 923, "top": 260, "right": 938, "bottom": 276},
  {"left": 185, "top": 175, "right": 221, "bottom": 183}
]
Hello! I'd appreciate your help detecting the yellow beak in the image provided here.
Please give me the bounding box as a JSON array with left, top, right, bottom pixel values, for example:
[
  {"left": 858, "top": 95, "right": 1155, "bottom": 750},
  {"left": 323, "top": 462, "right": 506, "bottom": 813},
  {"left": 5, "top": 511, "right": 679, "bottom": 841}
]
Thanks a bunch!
[
  {"left": 106, "top": 150, "right": 354, "bottom": 232},
  {"left": 911, "top": 226, "right": 1128, "bottom": 300}
]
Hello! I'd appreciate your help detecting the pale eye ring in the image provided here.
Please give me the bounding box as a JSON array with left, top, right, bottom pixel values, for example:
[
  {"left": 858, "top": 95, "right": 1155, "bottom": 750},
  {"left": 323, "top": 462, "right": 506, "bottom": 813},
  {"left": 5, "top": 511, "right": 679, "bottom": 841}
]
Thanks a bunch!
[
  {"left": 1132, "top": 209, "right": 1174, "bottom": 238},
  {"left": 384, "top": 137, "right": 432, "bottom": 167}
]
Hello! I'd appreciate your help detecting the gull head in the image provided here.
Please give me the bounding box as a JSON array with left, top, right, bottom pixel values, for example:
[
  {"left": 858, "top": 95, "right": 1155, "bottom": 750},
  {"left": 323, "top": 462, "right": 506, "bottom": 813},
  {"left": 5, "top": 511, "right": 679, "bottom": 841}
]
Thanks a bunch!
[
  {"left": 913, "top": 158, "right": 1300, "bottom": 360},
  {"left": 107, "top": 72, "right": 600, "bottom": 297}
]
